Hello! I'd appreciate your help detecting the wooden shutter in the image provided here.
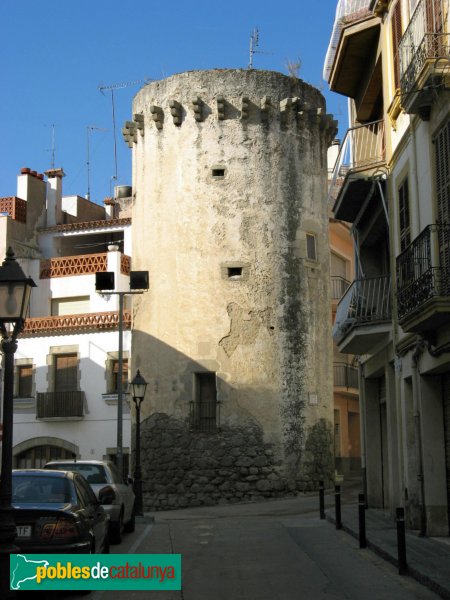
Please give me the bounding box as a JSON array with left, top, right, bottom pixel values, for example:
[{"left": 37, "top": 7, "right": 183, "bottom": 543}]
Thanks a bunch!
[
  {"left": 392, "top": 1, "right": 403, "bottom": 89},
  {"left": 435, "top": 119, "right": 450, "bottom": 276},
  {"left": 18, "top": 365, "right": 33, "bottom": 397},
  {"left": 55, "top": 354, "right": 78, "bottom": 392},
  {"left": 399, "top": 178, "right": 411, "bottom": 251},
  {"left": 113, "top": 358, "right": 128, "bottom": 392}
]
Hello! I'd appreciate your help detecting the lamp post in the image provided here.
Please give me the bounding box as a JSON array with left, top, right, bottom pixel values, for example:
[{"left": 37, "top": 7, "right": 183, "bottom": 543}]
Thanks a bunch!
[
  {"left": 0, "top": 248, "right": 36, "bottom": 597},
  {"left": 96, "top": 268, "right": 148, "bottom": 479},
  {"left": 130, "top": 370, "right": 147, "bottom": 516}
]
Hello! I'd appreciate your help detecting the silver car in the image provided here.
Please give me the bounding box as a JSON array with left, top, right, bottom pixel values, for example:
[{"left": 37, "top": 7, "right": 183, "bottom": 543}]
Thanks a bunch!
[{"left": 45, "top": 460, "right": 135, "bottom": 544}]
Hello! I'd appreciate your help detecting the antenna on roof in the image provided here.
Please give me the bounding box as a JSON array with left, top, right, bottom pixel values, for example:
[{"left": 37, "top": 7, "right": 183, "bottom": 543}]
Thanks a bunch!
[
  {"left": 249, "top": 27, "right": 259, "bottom": 69},
  {"left": 86, "top": 125, "right": 107, "bottom": 201},
  {"left": 248, "top": 28, "right": 272, "bottom": 69},
  {"left": 98, "top": 78, "right": 153, "bottom": 190},
  {"left": 45, "top": 124, "right": 57, "bottom": 169}
]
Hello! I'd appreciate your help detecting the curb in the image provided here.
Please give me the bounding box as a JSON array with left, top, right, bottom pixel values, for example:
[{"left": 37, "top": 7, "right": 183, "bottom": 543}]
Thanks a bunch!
[{"left": 325, "top": 512, "right": 450, "bottom": 600}]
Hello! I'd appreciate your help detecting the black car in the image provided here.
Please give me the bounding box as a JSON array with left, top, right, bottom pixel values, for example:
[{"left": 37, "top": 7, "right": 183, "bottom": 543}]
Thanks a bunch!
[{"left": 12, "top": 469, "right": 110, "bottom": 554}]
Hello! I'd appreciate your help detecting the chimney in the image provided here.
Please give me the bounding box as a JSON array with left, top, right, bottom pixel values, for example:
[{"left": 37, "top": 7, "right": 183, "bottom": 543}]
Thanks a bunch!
[
  {"left": 327, "top": 139, "right": 340, "bottom": 179},
  {"left": 103, "top": 197, "right": 116, "bottom": 220},
  {"left": 17, "top": 167, "right": 47, "bottom": 204},
  {"left": 45, "top": 168, "right": 66, "bottom": 226}
]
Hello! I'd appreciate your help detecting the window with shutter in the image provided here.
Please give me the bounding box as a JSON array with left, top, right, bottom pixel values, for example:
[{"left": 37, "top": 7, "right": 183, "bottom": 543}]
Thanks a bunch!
[
  {"left": 392, "top": 1, "right": 403, "bottom": 89},
  {"left": 112, "top": 358, "right": 128, "bottom": 393},
  {"left": 399, "top": 178, "right": 411, "bottom": 251},
  {"left": 55, "top": 354, "right": 78, "bottom": 392},
  {"left": 18, "top": 365, "right": 33, "bottom": 397},
  {"left": 435, "top": 119, "right": 450, "bottom": 271}
]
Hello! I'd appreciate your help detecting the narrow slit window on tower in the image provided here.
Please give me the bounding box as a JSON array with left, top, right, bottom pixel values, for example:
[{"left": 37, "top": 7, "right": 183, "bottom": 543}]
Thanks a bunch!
[
  {"left": 212, "top": 168, "right": 225, "bottom": 178},
  {"left": 306, "top": 233, "right": 317, "bottom": 261},
  {"left": 227, "top": 267, "right": 243, "bottom": 279}
]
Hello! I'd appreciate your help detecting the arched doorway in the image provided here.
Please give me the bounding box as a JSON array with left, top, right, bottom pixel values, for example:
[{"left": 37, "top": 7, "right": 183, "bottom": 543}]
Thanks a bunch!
[{"left": 13, "top": 438, "right": 77, "bottom": 468}]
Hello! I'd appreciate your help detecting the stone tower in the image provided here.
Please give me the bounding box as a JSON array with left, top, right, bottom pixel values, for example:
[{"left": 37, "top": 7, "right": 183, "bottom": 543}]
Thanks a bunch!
[{"left": 127, "top": 69, "right": 337, "bottom": 509}]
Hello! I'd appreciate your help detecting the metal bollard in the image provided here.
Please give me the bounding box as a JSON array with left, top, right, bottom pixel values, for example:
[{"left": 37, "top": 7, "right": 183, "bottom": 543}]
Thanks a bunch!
[
  {"left": 319, "top": 480, "right": 325, "bottom": 520},
  {"left": 358, "top": 493, "right": 367, "bottom": 548},
  {"left": 396, "top": 507, "right": 407, "bottom": 575},
  {"left": 335, "top": 485, "right": 342, "bottom": 530}
]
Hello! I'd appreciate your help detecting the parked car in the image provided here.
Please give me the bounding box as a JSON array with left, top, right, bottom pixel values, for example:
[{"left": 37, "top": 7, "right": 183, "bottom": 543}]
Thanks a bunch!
[
  {"left": 12, "top": 469, "right": 109, "bottom": 554},
  {"left": 45, "top": 460, "right": 135, "bottom": 544}
]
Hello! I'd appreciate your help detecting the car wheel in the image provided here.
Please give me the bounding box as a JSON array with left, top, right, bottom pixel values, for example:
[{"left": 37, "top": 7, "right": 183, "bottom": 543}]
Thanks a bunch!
[
  {"left": 124, "top": 504, "right": 136, "bottom": 533},
  {"left": 110, "top": 509, "right": 124, "bottom": 544}
]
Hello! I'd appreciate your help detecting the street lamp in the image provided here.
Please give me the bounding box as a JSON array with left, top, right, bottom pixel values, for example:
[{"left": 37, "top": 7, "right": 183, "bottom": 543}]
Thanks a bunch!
[
  {"left": 0, "top": 248, "right": 36, "bottom": 597},
  {"left": 95, "top": 269, "right": 148, "bottom": 479},
  {"left": 130, "top": 370, "right": 147, "bottom": 516}
]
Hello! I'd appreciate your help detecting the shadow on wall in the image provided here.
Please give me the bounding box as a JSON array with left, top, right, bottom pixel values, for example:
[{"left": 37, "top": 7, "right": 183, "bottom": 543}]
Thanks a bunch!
[{"left": 132, "top": 329, "right": 334, "bottom": 511}]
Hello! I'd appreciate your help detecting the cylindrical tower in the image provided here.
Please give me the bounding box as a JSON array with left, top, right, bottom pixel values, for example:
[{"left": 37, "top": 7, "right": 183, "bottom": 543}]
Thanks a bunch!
[{"left": 128, "top": 69, "right": 337, "bottom": 510}]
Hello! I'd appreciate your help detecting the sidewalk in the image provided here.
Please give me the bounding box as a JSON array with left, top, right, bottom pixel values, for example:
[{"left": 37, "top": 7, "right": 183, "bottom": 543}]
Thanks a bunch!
[{"left": 326, "top": 502, "right": 450, "bottom": 599}]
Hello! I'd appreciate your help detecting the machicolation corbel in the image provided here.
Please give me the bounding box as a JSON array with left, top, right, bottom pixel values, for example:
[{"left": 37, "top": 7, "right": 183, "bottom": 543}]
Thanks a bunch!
[
  {"left": 169, "top": 100, "right": 182, "bottom": 126},
  {"left": 192, "top": 96, "right": 204, "bottom": 122},
  {"left": 150, "top": 105, "right": 164, "bottom": 130},
  {"left": 217, "top": 96, "right": 226, "bottom": 120},
  {"left": 134, "top": 113, "right": 145, "bottom": 136}
]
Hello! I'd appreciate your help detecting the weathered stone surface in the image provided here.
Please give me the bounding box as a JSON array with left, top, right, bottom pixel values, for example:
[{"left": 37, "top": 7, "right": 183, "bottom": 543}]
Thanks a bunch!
[{"left": 132, "top": 69, "right": 334, "bottom": 510}]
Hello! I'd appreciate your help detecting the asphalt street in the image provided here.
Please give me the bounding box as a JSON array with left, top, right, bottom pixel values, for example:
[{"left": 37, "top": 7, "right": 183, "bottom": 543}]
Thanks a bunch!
[{"left": 77, "top": 495, "right": 439, "bottom": 600}]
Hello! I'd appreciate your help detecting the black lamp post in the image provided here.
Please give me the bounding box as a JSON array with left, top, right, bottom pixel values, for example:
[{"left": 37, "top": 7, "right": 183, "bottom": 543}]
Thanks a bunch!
[
  {"left": 130, "top": 370, "right": 147, "bottom": 516},
  {"left": 0, "top": 248, "right": 36, "bottom": 597}
]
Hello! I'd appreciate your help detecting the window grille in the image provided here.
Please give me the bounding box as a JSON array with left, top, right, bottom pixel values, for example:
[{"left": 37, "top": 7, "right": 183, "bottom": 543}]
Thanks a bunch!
[{"left": 190, "top": 372, "right": 219, "bottom": 432}]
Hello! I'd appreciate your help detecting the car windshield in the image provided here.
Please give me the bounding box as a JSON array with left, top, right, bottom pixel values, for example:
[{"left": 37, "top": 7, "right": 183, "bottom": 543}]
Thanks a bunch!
[
  {"left": 12, "top": 475, "right": 72, "bottom": 504},
  {"left": 50, "top": 464, "right": 108, "bottom": 485}
]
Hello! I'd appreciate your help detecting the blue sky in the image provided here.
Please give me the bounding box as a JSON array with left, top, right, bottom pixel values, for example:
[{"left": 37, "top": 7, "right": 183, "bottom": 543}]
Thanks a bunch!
[{"left": 0, "top": 1, "right": 345, "bottom": 205}]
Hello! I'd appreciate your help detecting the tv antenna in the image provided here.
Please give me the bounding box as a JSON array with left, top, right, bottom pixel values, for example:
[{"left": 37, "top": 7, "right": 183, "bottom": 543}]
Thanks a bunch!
[
  {"left": 45, "top": 124, "right": 56, "bottom": 169},
  {"left": 98, "top": 78, "right": 153, "bottom": 190},
  {"left": 248, "top": 27, "right": 271, "bottom": 69},
  {"left": 249, "top": 27, "right": 259, "bottom": 69},
  {"left": 86, "top": 125, "right": 107, "bottom": 201}
]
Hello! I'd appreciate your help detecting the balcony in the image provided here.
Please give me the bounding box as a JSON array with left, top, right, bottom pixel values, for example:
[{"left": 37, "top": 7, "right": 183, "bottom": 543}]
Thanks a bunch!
[
  {"left": 329, "top": 120, "right": 386, "bottom": 220},
  {"left": 23, "top": 310, "right": 132, "bottom": 336},
  {"left": 40, "top": 253, "right": 131, "bottom": 279},
  {"left": 324, "top": 0, "right": 381, "bottom": 103},
  {"left": 36, "top": 391, "right": 85, "bottom": 419},
  {"left": 398, "top": 0, "right": 450, "bottom": 118},
  {"left": 397, "top": 223, "right": 450, "bottom": 332},
  {"left": 333, "top": 275, "right": 392, "bottom": 353},
  {"left": 331, "top": 276, "right": 351, "bottom": 300},
  {"left": 0, "top": 197, "right": 27, "bottom": 223},
  {"left": 333, "top": 362, "right": 359, "bottom": 390}
]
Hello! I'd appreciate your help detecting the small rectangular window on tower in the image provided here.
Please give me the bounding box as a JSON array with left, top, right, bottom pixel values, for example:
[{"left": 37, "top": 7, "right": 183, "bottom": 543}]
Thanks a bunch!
[
  {"left": 227, "top": 267, "right": 243, "bottom": 279},
  {"left": 191, "top": 372, "right": 218, "bottom": 432},
  {"left": 212, "top": 168, "right": 225, "bottom": 178},
  {"left": 306, "top": 233, "right": 317, "bottom": 261}
]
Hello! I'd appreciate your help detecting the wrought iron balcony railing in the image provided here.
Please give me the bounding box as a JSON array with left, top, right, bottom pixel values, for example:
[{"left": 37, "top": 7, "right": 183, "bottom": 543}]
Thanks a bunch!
[
  {"left": 399, "top": 0, "right": 449, "bottom": 96},
  {"left": 397, "top": 223, "right": 450, "bottom": 319},
  {"left": 333, "top": 363, "right": 359, "bottom": 389},
  {"left": 36, "top": 390, "right": 85, "bottom": 419},
  {"left": 333, "top": 275, "right": 392, "bottom": 339},
  {"left": 331, "top": 276, "right": 351, "bottom": 300},
  {"left": 328, "top": 119, "right": 385, "bottom": 202}
]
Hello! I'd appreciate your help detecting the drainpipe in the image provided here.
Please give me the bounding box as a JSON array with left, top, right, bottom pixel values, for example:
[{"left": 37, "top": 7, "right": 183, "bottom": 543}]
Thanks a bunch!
[
  {"left": 411, "top": 340, "right": 427, "bottom": 537},
  {"left": 358, "top": 363, "right": 368, "bottom": 507}
]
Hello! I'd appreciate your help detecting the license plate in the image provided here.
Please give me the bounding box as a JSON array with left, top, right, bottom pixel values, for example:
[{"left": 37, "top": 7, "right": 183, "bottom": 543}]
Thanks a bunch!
[{"left": 16, "top": 525, "right": 31, "bottom": 537}]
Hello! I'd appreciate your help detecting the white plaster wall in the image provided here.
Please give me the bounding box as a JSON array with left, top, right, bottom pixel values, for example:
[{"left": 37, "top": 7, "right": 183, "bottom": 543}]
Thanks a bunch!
[{"left": 13, "top": 329, "right": 131, "bottom": 460}]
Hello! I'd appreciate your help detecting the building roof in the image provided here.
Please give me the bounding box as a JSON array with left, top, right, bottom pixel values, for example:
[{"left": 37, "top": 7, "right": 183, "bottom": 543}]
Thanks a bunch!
[{"left": 39, "top": 217, "right": 131, "bottom": 233}]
